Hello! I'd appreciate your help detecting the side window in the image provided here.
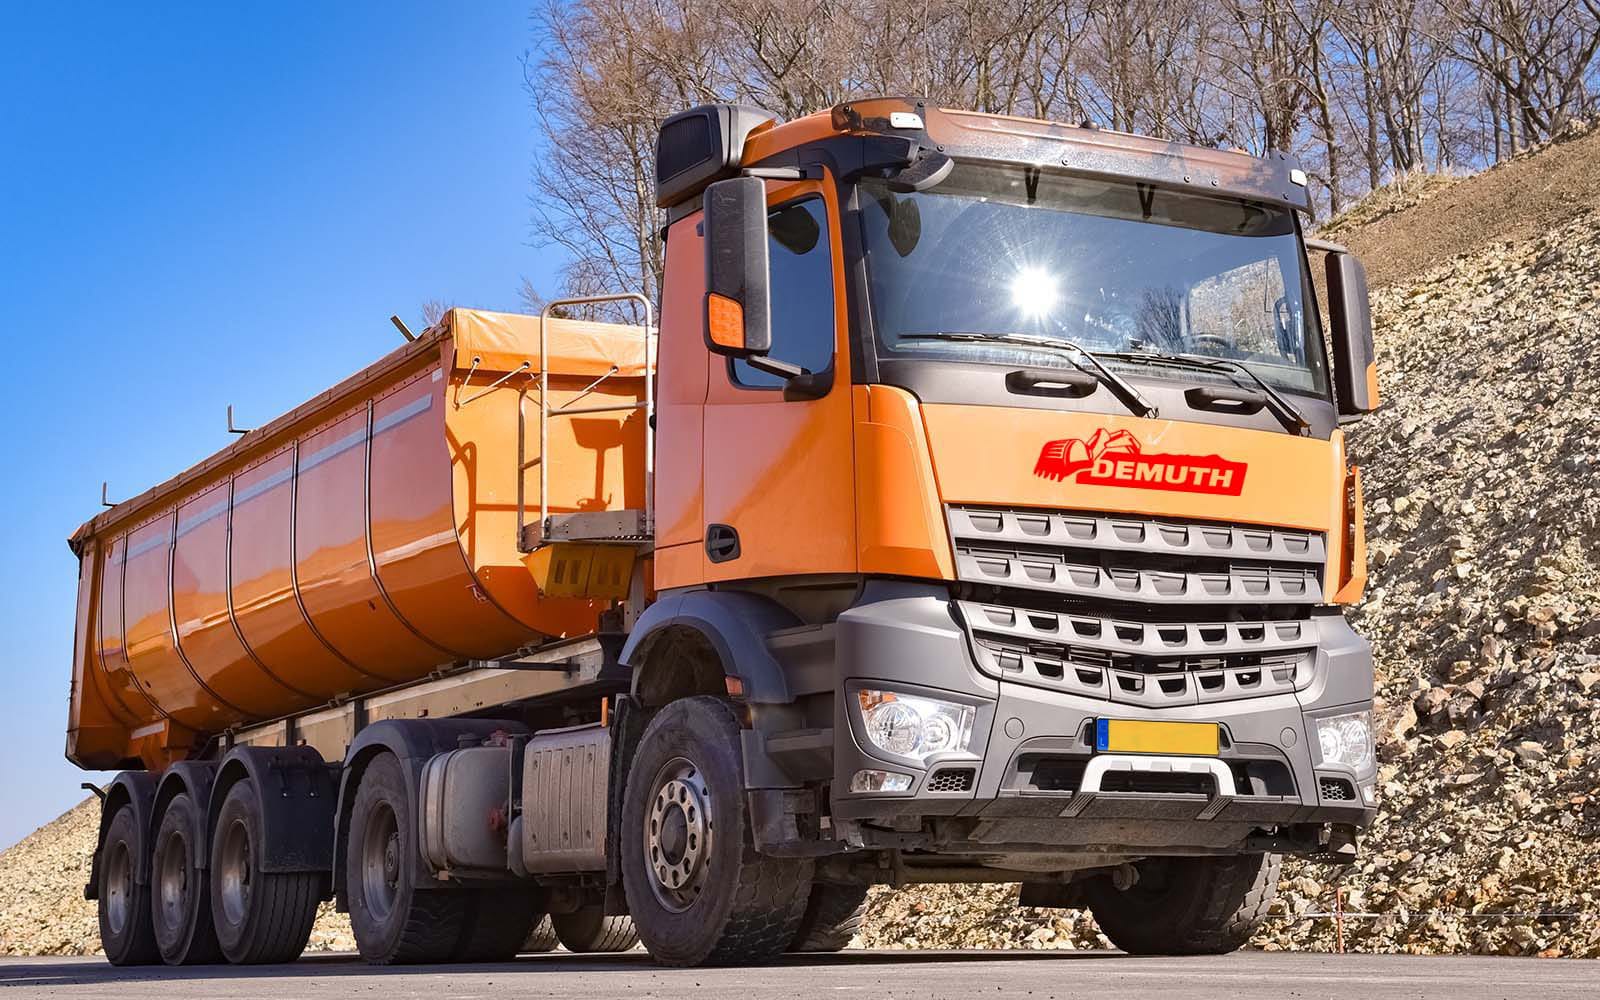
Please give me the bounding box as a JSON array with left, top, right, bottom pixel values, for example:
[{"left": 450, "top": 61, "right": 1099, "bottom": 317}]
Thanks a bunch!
[{"left": 732, "top": 196, "right": 835, "bottom": 388}]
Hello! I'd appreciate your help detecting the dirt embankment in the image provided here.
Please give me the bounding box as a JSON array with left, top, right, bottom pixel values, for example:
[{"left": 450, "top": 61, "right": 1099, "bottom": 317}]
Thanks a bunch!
[{"left": 1319, "top": 123, "right": 1600, "bottom": 289}]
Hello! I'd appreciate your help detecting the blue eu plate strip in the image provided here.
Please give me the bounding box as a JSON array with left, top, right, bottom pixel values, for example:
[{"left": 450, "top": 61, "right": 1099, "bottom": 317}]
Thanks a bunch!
[{"left": 1094, "top": 718, "right": 1110, "bottom": 752}]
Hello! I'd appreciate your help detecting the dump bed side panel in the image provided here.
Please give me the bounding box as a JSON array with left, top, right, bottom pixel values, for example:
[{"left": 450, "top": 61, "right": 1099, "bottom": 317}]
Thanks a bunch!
[
  {"left": 67, "top": 311, "right": 649, "bottom": 770},
  {"left": 371, "top": 368, "right": 534, "bottom": 658},
  {"left": 174, "top": 481, "right": 303, "bottom": 718},
  {"left": 231, "top": 447, "right": 379, "bottom": 696}
]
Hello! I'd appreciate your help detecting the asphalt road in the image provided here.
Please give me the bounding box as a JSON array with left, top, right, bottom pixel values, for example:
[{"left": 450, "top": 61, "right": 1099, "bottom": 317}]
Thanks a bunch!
[{"left": 1, "top": 951, "right": 1594, "bottom": 999}]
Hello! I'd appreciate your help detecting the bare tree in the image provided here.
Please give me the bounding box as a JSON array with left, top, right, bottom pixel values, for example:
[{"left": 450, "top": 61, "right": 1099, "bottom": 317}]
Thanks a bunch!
[{"left": 520, "top": 0, "right": 1600, "bottom": 303}]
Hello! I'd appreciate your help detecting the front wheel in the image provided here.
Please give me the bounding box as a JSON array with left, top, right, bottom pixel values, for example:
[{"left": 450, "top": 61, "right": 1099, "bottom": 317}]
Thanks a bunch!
[
  {"left": 1081, "top": 853, "right": 1280, "bottom": 955},
  {"left": 789, "top": 883, "right": 869, "bottom": 953},
  {"left": 620, "top": 696, "right": 813, "bottom": 967}
]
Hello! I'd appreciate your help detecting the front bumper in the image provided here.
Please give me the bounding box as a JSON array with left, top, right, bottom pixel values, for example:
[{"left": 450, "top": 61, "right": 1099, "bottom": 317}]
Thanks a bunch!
[{"left": 829, "top": 581, "right": 1376, "bottom": 853}]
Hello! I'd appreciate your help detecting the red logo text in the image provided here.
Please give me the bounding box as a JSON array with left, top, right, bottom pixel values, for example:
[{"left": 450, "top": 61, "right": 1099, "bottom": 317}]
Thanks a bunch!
[{"left": 1034, "top": 429, "right": 1247, "bottom": 497}]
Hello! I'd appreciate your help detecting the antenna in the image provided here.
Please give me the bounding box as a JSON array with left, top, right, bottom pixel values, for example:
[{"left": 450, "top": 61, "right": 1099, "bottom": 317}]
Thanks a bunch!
[
  {"left": 390, "top": 315, "right": 417, "bottom": 342},
  {"left": 100, "top": 482, "right": 116, "bottom": 508},
  {"left": 227, "top": 405, "right": 252, "bottom": 435}
]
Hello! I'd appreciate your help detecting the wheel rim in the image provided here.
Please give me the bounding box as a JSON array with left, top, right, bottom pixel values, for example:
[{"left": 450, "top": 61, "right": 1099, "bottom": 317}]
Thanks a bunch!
[
  {"left": 360, "top": 801, "right": 401, "bottom": 923},
  {"left": 156, "top": 831, "right": 189, "bottom": 934},
  {"left": 104, "top": 839, "right": 133, "bottom": 935},
  {"left": 643, "top": 756, "right": 713, "bottom": 913},
  {"left": 218, "top": 819, "right": 254, "bottom": 926}
]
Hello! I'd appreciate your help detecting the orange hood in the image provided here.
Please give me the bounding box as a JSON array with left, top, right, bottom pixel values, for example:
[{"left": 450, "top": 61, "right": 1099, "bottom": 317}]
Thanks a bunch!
[{"left": 918, "top": 404, "right": 1346, "bottom": 534}]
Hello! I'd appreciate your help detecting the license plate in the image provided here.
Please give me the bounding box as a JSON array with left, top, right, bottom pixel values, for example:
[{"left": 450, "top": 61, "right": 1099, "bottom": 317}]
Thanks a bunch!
[{"left": 1095, "top": 719, "right": 1220, "bottom": 756}]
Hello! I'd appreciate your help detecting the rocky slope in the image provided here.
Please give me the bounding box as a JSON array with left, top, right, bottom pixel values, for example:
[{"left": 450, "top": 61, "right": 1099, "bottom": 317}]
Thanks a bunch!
[
  {"left": 861, "top": 204, "right": 1600, "bottom": 957},
  {"left": 5, "top": 140, "right": 1598, "bottom": 960}
]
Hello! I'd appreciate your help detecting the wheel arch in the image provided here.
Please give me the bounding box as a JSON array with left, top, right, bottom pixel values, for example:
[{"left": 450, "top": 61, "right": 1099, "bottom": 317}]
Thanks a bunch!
[
  {"left": 620, "top": 591, "right": 803, "bottom": 706},
  {"left": 329, "top": 718, "right": 527, "bottom": 908},
  {"left": 206, "top": 745, "right": 337, "bottom": 881},
  {"left": 90, "top": 771, "right": 158, "bottom": 896},
  {"left": 151, "top": 761, "right": 219, "bottom": 871}
]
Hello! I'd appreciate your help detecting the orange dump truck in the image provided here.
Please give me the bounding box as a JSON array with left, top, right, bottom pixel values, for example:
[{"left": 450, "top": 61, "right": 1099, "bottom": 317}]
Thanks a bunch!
[{"left": 67, "top": 98, "right": 1380, "bottom": 969}]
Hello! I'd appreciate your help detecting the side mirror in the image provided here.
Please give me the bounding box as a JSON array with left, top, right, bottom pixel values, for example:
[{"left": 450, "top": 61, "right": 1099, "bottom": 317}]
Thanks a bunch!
[
  {"left": 1325, "top": 252, "right": 1379, "bottom": 415},
  {"left": 703, "top": 176, "right": 771, "bottom": 358}
]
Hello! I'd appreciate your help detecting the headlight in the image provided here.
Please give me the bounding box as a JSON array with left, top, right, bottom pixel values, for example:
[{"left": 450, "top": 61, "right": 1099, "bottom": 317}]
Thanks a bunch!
[
  {"left": 857, "top": 689, "right": 975, "bottom": 763},
  {"left": 1315, "top": 711, "right": 1373, "bottom": 771}
]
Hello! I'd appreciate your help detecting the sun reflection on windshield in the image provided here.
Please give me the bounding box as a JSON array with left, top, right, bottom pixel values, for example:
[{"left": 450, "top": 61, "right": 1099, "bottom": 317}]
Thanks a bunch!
[{"left": 1009, "top": 266, "right": 1059, "bottom": 319}]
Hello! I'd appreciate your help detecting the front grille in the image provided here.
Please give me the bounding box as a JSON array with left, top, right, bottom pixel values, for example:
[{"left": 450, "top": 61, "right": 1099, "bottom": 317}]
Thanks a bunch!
[
  {"left": 1320, "top": 777, "right": 1356, "bottom": 802},
  {"left": 926, "top": 768, "right": 976, "bottom": 793},
  {"left": 949, "top": 505, "right": 1326, "bottom": 706},
  {"left": 949, "top": 506, "right": 1326, "bottom": 606}
]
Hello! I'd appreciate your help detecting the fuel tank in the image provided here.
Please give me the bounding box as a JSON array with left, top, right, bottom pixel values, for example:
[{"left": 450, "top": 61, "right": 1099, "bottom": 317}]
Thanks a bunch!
[{"left": 66, "top": 309, "right": 649, "bottom": 770}]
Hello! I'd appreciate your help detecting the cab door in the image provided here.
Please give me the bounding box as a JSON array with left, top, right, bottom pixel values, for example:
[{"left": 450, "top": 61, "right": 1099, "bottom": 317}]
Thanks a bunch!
[{"left": 701, "top": 176, "right": 856, "bottom": 583}]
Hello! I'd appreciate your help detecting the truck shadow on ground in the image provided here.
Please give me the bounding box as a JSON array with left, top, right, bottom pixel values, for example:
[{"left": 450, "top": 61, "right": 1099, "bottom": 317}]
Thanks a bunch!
[{"left": 0, "top": 949, "right": 1123, "bottom": 986}]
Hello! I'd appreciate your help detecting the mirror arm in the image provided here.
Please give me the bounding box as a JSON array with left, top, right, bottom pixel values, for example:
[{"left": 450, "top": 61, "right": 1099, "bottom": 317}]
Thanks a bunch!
[
  {"left": 744, "top": 355, "right": 804, "bottom": 379},
  {"left": 782, "top": 366, "right": 833, "bottom": 401}
]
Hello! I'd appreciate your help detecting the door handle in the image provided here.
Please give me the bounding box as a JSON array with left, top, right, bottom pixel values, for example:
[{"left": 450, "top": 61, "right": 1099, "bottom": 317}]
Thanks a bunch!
[{"left": 706, "top": 523, "right": 741, "bottom": 563}]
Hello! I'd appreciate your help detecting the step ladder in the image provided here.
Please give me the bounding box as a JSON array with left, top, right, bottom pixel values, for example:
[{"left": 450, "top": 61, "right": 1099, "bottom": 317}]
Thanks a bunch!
[{"left": 516, "top": 293, "right": 656, "bottom": 554}]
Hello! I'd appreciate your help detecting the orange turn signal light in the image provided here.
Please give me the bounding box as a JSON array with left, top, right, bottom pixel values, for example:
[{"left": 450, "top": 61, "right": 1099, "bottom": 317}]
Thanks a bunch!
[{"left": 707, "top": 293, "right": 744, "bottom": 349}]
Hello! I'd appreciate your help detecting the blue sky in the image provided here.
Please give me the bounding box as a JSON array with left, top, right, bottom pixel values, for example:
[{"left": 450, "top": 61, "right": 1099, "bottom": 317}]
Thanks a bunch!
[{"left": 0, "top": 3, "right": 559, "bottom": 849}]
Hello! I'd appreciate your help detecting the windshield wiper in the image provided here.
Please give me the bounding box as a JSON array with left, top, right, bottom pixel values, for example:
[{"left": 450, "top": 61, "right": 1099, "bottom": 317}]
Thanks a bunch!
[
  {"left": 1102, "top": 350, "right": 1311, "bottom": 435},
  {"left": 901, "top": 332, "right": 1156, "bottom": 418}
]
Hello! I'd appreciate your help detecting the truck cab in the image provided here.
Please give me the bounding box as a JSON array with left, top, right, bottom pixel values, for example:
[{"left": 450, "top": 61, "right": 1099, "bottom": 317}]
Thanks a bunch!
[{"left": 620, "top": 97, "right": 1378, "bottom": 956}]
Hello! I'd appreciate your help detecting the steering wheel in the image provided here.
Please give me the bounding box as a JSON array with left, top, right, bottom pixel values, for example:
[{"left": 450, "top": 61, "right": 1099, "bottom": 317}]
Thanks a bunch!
[{"left": 1189, "top": 332, "right": 1235, "bottom": 356}]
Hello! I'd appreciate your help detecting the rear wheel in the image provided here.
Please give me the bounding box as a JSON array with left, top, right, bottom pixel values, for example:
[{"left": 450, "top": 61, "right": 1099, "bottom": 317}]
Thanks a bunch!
[
  {"left": 98, "top": 802, "right": 159, "bottom": 966},
  {"left": 523, "top": 913, "right": 559, "bottom": 953},
  {"left": 551, "top": 906, "right": 640, "bottom": 953},
  {"left": 346, "top": 753, "right": 469, "bottom": 964},
  {"left": 453, "top": 888, "right": 544, "bottom": 962},
  {"left": 151, "top": 793, "right": 221, "bottom": 965},
  {"left": 1081, "top": 853, "right": 1280, "bottom": 955},
  {"left": 788, "top": 883, "right": 869, "bottom": 953},
  {"left": 209, "top": 781, "right": 321, "bottom": 964},
  {"left": 620, "top": 696, "right": 813, "bottom": 967}
]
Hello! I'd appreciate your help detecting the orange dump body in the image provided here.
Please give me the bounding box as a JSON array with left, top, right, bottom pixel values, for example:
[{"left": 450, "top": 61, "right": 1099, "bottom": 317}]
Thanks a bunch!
[{"left": 66, "top": 309, "right": 649, "bottom": 771}]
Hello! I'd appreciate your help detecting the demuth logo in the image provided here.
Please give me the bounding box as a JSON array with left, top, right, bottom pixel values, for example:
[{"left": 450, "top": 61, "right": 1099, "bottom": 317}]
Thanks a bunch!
[{"left": 1034, "top": 429, "right": 1248, "bottom": 497}]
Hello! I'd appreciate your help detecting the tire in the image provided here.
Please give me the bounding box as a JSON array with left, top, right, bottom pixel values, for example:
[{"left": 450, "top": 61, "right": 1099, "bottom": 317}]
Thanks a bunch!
[
  {"left": 453, "top": 888, "right": 544, "bottom": 962},
  {"left": 1082, "top": 853, "right": 1281, "bottom": 955},
  {"left": 98, "top": 802, "right": 160, "bottom": 966},
  {"left": 551, "top": 906, "right": 640, "bottom": 953},
  {"left": 209, "top": 780, "right": 321, "bottom": 964},
  {"left": 788, "top": 883, "right": 869, "bottom": 953},
  {"left": 150, "top": 793, "right": 222, "bottom": 965},
  {"left": 346, "top": 753, "right": 470, "bottom": 964},
  {"left": 523, "top": 913, "right": 559, "bottom": 953},
  {"left": 620, "top": 696, "right": 813, "bottom": 967}
]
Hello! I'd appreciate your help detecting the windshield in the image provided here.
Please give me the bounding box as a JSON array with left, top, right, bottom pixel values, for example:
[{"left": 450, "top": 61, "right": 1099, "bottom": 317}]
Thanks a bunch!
[{"left": 860, "top": 162, "right": 1329, "bottom": 396}]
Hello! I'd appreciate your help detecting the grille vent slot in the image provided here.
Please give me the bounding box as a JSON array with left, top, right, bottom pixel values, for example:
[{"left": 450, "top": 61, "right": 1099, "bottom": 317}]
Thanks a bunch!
[{"left": 927, "top": 768, "right": 976, "bottom": 793}]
